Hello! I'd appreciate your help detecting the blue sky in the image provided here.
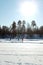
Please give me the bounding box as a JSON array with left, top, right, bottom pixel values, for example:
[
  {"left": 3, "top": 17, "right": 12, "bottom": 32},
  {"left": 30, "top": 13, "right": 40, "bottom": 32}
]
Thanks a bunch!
[{"left": 0, "top": 0, "right": 43, "bottom": 27}]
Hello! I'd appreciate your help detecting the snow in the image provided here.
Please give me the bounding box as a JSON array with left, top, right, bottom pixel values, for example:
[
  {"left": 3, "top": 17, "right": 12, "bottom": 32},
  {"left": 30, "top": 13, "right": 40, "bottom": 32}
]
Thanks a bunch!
[
  {"left": 0, "top": 39, "right": 43, "bottom": 65},
  {"left": 0, "top": 39, "right": 43, "bottom": 43}
]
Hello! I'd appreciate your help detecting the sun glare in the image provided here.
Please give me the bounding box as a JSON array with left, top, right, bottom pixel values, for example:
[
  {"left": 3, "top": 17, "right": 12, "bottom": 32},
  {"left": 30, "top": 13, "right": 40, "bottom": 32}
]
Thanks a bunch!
[{"left": 19, "top": 1, "right": 37, "bottom": 18}]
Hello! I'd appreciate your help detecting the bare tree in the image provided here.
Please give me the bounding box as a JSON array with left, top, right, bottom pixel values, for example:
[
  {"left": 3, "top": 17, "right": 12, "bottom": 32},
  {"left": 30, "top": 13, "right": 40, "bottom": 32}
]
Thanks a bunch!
[
  {"left": 17, "top": 20, "right": 22, "bottom": 40},
  {"left": 0, "top": 25, "right": 2, "bottom": 37},
  {"left": 21, "top": 20, "right": 26, "bottom": 40},
  {"left": 27, "top": 23, "right": 30, "bottom": 32},
  {"left": 17, "top": 20, "right": 22, "bottom": 33},
  {"left": 10, "top": 21, "right": 16, "bottom": 38},
  {"left": 2, "top": 26, "right": 9, "bottom": 38},
  {"left": 39, "top": 26, "right": 43, "bottom": 36},
  {"left": 31, "top": 20, "right": 38, "bottom": 31},
  {"left": 21, "top": 20, "right": 25, "bottom": 33},
  {"left": 31, "top": 20, "right": 36, "bottom": 26},
  {"left": 40, "top": 26, "right": 43, "bottom": 31}
]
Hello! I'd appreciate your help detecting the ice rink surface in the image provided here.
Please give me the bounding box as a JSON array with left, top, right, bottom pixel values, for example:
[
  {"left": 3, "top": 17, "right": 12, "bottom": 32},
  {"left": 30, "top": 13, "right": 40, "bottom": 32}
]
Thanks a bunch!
[{"left": 0, "top": 39, "right": 43, "bottom": 65}]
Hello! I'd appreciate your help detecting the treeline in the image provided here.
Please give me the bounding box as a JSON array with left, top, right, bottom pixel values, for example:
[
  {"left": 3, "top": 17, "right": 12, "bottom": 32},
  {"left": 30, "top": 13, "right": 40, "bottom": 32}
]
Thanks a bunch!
[{"left": 0, "top": 20, "right": 43, "bottom": 38}]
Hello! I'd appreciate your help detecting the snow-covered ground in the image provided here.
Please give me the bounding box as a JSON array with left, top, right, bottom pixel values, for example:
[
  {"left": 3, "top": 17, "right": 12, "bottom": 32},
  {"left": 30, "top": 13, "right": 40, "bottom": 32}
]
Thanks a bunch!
[
  {"left": 0, "top": 39, "right": 43, "bottom": 43},
  {"left": 0, "top": 39, "right": 43, "bottom": 65}
]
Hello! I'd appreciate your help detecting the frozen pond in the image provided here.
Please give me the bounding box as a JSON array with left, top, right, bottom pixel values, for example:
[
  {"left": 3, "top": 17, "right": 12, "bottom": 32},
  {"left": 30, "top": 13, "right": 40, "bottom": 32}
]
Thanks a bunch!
[{"left": 0, "top": 39, "right": 43, "bottom": 65}]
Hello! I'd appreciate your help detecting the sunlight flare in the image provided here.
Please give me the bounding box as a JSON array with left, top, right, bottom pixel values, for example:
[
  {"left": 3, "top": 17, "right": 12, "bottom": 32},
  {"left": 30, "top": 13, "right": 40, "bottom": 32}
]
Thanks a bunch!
[{"left": 19, "top": 1, "right": 37, "bottom": 18}]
